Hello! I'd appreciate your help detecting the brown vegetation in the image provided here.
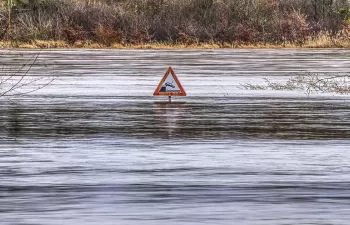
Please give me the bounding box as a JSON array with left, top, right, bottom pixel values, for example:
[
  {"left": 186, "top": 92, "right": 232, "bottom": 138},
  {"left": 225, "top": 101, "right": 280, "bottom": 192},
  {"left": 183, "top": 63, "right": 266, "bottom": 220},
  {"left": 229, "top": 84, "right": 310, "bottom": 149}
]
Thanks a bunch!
[{"left": 1, "top": 0, "right": 350, "bottom": 48}]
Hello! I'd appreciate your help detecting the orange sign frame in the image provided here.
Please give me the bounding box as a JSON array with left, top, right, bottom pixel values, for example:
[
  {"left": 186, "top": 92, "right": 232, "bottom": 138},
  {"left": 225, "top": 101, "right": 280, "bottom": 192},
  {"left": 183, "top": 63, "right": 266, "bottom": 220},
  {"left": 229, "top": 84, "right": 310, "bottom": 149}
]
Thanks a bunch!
[{"left": 153, "top": 67, "right": 186, "bottom": 96}]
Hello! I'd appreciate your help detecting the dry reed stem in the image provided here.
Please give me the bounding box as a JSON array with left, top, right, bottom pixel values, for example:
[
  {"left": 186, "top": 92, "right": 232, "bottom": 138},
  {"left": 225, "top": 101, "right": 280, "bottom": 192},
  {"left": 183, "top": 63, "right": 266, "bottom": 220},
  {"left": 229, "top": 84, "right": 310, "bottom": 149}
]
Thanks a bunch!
[{"left": 1, "top": 39, "right": 350, "bottom": 49}]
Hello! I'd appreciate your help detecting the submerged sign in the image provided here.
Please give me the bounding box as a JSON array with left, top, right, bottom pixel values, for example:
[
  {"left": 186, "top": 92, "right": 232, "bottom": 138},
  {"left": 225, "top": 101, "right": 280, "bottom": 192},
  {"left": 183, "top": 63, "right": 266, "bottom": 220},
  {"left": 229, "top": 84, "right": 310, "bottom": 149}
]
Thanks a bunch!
[{"left": 153, "top": 67, "right": 186, "bottom": 96}]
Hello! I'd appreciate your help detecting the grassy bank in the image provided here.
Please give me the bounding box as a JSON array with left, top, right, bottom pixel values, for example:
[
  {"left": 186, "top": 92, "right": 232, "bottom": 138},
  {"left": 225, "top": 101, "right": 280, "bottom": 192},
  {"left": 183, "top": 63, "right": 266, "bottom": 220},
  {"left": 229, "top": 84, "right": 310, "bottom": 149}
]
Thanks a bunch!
[
  {"left": 2, "top": 36, "right": 350, "bottom": 49},
  {"left": 1, "top": 0, "right": 350, "bottom": 49}
]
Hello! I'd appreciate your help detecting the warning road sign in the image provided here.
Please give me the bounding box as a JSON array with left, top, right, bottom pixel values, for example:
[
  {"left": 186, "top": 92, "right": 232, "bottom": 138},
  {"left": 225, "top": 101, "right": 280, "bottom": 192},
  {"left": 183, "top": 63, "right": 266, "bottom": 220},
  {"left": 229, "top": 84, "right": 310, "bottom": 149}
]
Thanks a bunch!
[{"left": 153, "top": 67, "right": 186, "bottom": 96}]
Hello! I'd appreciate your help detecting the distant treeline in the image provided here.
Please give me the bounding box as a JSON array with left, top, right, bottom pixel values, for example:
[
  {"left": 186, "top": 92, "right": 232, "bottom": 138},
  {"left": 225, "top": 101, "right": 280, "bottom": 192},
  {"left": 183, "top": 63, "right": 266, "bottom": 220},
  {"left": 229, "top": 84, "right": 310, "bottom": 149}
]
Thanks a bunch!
[{"left": 1, "top": 0, "right": 350, "bottom": 46}]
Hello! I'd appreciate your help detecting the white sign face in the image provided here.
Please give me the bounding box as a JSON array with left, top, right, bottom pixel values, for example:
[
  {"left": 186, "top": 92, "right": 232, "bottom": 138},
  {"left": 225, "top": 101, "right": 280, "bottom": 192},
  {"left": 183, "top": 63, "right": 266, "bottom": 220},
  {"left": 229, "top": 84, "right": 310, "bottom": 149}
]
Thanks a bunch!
[{"left": 159, "top": 74, "right": 181, "bottom": 93}]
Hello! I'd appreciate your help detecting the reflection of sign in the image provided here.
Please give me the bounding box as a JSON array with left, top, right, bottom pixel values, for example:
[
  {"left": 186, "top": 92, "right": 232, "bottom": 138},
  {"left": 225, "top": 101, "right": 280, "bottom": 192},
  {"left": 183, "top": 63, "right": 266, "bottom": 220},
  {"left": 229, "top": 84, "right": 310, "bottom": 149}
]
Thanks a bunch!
[
  {"left": 153, "top": 67, "right": 186, "bottom": 96},
  {"left": 153, "top": 102, "right": 186, "bottom": 137}
]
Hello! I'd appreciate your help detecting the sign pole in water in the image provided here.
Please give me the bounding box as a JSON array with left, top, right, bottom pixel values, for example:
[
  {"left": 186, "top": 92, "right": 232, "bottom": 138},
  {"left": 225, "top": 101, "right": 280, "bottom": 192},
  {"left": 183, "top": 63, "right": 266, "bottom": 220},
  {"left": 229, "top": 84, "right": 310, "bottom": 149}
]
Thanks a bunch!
[{"left": 153, "top": 67, "right": 186, "bottom": 101}]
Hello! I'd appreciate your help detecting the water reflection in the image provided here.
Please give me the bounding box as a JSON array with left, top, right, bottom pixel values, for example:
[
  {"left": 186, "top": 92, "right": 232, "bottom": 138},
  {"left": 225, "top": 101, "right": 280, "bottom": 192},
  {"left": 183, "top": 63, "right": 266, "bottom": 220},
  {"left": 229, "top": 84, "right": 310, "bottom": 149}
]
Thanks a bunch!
[
  {"left": 5, "top": 105, "right": 23, "bottom": 139},
  {"left": 1, "top": 98, "right": 350, "bottom": 140},
  {"left": 153, "top": 102, "right": 186, "bottom": 138}
]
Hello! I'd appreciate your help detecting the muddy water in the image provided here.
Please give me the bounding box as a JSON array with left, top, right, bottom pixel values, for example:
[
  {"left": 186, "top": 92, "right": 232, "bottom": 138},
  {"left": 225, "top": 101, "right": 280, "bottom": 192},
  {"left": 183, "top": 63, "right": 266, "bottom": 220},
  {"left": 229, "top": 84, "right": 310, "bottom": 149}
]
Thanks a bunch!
[{"left": 1, "top": 49, "right": 350, "bottom": 225}]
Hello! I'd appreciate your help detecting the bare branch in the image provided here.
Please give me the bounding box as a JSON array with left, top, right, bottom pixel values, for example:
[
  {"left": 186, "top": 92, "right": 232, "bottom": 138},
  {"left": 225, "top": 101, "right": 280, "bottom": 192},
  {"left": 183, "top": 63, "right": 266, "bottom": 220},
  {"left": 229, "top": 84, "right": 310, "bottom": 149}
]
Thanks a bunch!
[
  {"left": 241, "top": 72, "right": 350, "bottom": 95},
  {"left": 0, "top": 51, "right": 55, "bottom": 98}
]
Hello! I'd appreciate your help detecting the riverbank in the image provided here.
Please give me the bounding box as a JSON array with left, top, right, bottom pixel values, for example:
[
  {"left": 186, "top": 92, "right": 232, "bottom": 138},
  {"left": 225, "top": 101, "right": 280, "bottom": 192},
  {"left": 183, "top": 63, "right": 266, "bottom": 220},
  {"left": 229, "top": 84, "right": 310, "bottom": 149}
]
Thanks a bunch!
[
  {"left": 1, "top": 37, "right": 350, "bottom": 49},
  {"left": 1, "top": 0, "right": 350, "bottom": 50}
]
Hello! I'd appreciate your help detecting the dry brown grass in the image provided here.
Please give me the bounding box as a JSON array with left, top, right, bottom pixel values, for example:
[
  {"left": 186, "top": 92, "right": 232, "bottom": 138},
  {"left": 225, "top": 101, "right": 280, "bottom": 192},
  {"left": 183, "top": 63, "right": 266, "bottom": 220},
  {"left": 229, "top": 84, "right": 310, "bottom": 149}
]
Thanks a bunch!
[
  {"left": 1, "top": 34, "right": 350, "bottom": 49},
  {"left": 0, "top": 40, "right": 225, "bottom": 49}
]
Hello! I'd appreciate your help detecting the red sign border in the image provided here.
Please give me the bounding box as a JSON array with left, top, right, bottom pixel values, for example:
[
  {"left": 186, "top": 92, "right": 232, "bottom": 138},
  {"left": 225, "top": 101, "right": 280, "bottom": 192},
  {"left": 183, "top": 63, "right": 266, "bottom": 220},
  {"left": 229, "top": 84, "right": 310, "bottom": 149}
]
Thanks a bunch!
[{"left": 153, "top": 67, "right": 186, "bottom": 96}]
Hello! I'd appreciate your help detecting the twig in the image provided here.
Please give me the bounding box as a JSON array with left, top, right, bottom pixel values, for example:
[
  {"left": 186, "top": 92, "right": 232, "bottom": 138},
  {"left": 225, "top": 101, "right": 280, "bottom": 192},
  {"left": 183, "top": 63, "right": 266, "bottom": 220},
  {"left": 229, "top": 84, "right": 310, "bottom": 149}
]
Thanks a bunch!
[{"left": 0, "top": 50, "right": 55, "bottom": 98}]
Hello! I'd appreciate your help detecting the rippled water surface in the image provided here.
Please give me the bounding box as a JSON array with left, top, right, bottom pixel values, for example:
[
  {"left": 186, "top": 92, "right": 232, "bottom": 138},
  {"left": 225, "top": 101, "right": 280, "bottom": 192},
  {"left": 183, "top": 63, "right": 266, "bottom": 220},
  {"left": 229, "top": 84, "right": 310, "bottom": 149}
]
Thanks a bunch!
[{"left": 1, "top": 49, "right": 350, "bottom": 225}]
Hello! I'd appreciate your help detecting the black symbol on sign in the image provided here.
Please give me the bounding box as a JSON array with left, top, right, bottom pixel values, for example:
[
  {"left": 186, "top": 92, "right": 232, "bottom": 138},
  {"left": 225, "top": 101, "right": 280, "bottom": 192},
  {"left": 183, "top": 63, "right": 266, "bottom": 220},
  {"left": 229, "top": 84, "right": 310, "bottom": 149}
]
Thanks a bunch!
[{"left": 165, "top": 81, "right": 175, "bottom": 88}]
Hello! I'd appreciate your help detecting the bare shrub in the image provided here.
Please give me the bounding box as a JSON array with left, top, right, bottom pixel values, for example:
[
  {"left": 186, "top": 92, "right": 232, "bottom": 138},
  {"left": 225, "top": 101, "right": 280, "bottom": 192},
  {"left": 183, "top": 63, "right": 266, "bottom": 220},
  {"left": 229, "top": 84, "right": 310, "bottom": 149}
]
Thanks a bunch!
[
  {"left": 12, "top": 13, "right": 58, "bottom": 41},
  {"left": 235, "top": 23, "right": 258, "bottom": 44},
  {"left": 0, "top": 0, "right": 350, "bottom": 45},
  {"left": 337, "top": 22, "right": 350, "bottom": 42},
  {"left": 276, "top": 11, "right": 310, "bottom": 44},
  {"left": 0, "top": 8, "right": 9, "bottom": 40},
  {"left": 94, "top": 25, "right": 123, "bottom": 45},
  {"left": 241, "top": 72, "right": 350, "bottom": 95}
]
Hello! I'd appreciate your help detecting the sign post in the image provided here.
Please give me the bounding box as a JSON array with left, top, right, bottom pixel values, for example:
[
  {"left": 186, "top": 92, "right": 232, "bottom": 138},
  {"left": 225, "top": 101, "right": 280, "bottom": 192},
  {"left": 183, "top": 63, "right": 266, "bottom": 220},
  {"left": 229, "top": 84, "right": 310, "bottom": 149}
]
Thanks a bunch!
[{"left": 153, "top": 67, "right": 186, "bottom": 102}]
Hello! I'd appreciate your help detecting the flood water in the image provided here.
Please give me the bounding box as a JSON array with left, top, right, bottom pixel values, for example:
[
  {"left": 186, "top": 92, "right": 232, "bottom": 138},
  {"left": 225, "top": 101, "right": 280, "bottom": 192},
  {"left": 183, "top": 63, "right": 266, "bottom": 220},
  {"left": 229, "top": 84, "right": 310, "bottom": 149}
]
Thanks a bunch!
[{"left": 1, "top": 49, "right": 350, "bottom": 225}]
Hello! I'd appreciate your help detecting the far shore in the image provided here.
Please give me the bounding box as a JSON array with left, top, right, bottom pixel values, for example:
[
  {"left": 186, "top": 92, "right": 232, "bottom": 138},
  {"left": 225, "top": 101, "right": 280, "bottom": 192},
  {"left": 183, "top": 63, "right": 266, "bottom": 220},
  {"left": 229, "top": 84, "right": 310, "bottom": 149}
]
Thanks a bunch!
[{"left": 2, "top": 39, "right": 350, "bottom": 50}]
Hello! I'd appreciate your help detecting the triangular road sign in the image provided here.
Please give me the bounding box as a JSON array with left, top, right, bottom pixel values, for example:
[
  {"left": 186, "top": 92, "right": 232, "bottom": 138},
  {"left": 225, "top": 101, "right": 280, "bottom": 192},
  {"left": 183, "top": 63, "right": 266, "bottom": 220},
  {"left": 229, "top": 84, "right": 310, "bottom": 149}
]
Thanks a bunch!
[{"left": 153, "top": 67, "right": 186, "bottom": 96}]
